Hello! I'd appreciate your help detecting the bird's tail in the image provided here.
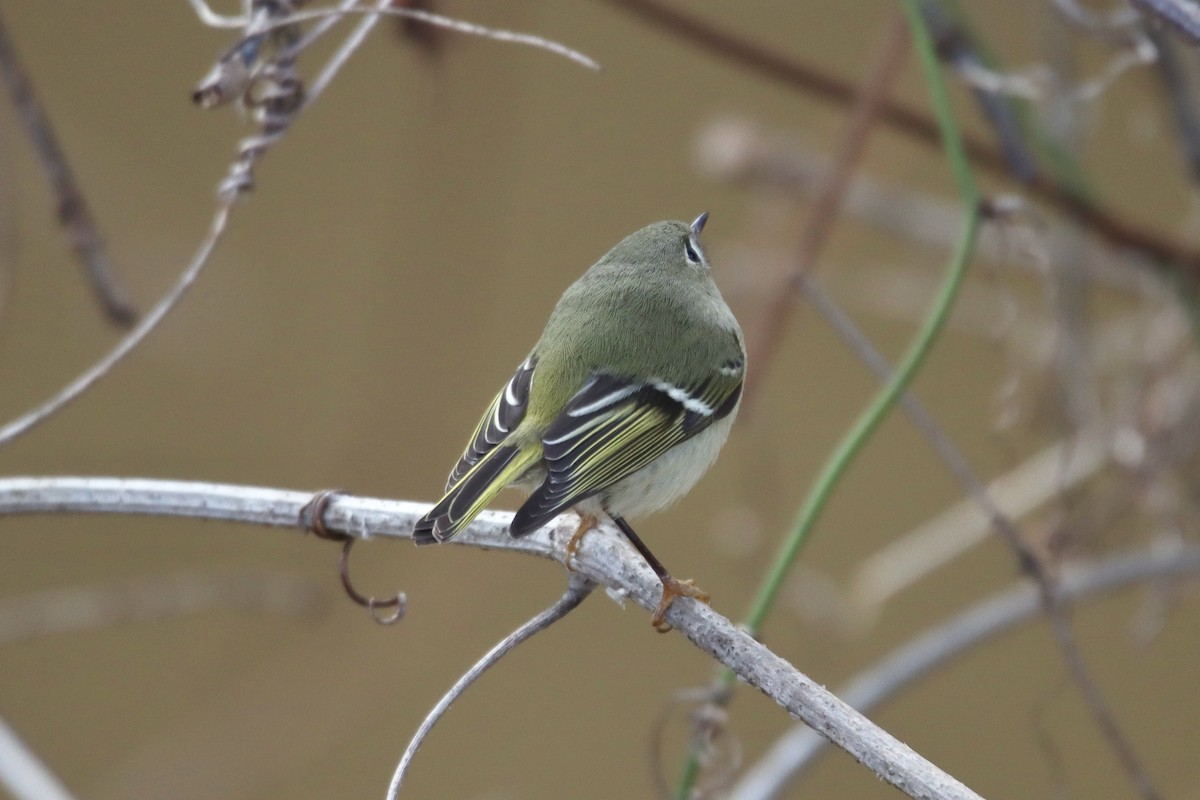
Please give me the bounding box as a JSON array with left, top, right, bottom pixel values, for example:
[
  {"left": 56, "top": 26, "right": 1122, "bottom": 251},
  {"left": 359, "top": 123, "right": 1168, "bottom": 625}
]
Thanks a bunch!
[{"left": 412, "top": 443, "right": 541, "bottom": 544}]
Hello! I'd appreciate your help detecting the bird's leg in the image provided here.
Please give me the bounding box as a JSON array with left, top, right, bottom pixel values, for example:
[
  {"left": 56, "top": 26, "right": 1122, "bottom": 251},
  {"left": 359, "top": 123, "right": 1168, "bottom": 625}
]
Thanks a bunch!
[
  {"left": 563, "top": 512, "right": 598, "bottom": 571},
  {"left": 611, "top": 514, "right": 709, "bottom": 632}
]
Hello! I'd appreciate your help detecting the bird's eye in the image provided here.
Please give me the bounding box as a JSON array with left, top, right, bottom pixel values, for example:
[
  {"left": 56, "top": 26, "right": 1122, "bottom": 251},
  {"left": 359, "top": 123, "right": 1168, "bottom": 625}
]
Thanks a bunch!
[{"left": 685, "top": 241, "right": 701, "bottom": 264}]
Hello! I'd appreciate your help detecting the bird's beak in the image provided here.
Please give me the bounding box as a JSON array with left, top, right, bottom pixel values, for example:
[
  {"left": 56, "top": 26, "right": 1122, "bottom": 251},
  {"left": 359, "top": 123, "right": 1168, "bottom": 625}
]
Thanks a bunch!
[{"left": 690, "top": 212, "right": 709, "bottom": 238}]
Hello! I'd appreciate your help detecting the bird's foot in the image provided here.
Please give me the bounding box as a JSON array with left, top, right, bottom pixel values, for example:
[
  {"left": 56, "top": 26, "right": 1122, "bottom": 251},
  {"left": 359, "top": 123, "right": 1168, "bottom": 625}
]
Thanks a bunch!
[
  {"left": 563, "top": 513, "right": 598, "bottom": 571},
  {"left": 651, "top": 576, "right": 710, "bottom": 633}
]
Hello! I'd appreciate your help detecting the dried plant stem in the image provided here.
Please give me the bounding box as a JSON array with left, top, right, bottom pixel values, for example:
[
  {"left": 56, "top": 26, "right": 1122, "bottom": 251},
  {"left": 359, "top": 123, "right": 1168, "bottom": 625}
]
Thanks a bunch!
[
  {"left": 905, "top": 6, "right": 1160, "bottom": 797},
  {"left": 729, "top": 543, "right": 1200, "bottom": 800},
  {"left": 386, "top": 574, "right": 595, "bottom": 798},
  {"left": 0, "top": 476, "right": 985, "bottom": 800},
  {"left": 0, "top": 1, "right": 398, "bottom": 450},
  {"left": 0, "top": 7, "right": 135, "bottom": 326},
  {"left": 1132, "top": 0, "right": 1200, "bottom": 43},
  {"left": 268, "top": 4, "right": 600, "bottom": 70},
  {"left": 676, "top": 17, "right": 911, "bottom": 795},
  {"left": 850, "top": 432, "right": 1108, "bottom": 616},
  {"left": 0, "top": 199, "right": 233, "bottom": 449},
  {"left": 306, "top": 0, "right": 391, "bottom": 102},
  {"left": 743, "top": 11, "right": 908, "bottom": 407},
  {"left": 600, "top": 0, "right": 1200, "bottom": 277}
]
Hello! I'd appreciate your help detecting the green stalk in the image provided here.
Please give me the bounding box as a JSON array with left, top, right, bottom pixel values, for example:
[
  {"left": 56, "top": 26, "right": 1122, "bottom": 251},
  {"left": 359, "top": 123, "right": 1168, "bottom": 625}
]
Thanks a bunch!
[
  {"left": 743, "top": 0, "right": 982, "bottom": 633},
  {"left": 675, "top": 3, "right": 982, "bottom": 796}
]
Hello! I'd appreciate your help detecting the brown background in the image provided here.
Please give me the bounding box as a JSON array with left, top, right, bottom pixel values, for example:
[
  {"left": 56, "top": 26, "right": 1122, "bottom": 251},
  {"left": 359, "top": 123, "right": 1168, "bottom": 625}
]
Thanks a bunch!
[{"left": 1, "top": 2, "right": 1197, "bottom": 799}]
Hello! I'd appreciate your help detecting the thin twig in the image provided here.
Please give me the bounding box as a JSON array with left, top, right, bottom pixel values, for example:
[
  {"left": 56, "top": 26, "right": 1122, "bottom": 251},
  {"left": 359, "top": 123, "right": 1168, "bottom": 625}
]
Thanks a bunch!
[
  {"left": 805, "top": 273, "right": 1160, "bottom": 799},
  {"left": 798, "top": 271, "right": 1030, "bottom": 578},
  {"left": 1132, "top": 0, "right": 1200, "bottom": 44},
  {"left": 1145, "top": 23, "right": 1200, "bottom": 182},
  {"left": 262, "top": 3, "right": 600, "bottom": 71},
  {"left": 386, "top": 573, "right": 596, "bottom": 798},
  {"left": 918, "top": 0, "right": 1039, "bottom": 181},
  {"left": 742, "top": 12, "right": 908, "bottom": 408},
  {"left": 306, "top": 0, "right": 392, "bottom": 102},
  {"left": 0, "top": 0, "right": 398, "bottom": 449},
  {"left": 695, "top": 119, "right": 1154, "bottom": 294},
  {"left": 0, "top": 198, "right": 234, "bottom": 449},
  {"left": 1046, "top": 604, "right": 1161, "bottom": 799},
  {"left": 0, "top": 7, "right": 136, "bottom": 326},
  {"left": 0, "top": 476, "right": 985, "bottom": 800},
  {"left": 678, "top": 17, "right": 910, "bottom": 796},
  {"left": 598, "top": 0, "right": 1200, "bottom": 278},
  {"left": 676, "top": 8, "right": 988, "bottom": 794},
  {"left": 849, "top": 431, "right": 1108, "bottom": 618},
  {"left": 728, "top": 543, "right": 1200, "bottom": 800}
]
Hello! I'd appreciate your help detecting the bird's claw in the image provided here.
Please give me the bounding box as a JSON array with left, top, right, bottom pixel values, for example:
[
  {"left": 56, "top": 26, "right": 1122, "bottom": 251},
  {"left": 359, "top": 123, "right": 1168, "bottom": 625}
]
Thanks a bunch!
[
  {"left": 651, "top": 577, "right": 710, "bottom": 632},
  {"left": 563, "top": 514, "right": 598, "bottom": 572}
]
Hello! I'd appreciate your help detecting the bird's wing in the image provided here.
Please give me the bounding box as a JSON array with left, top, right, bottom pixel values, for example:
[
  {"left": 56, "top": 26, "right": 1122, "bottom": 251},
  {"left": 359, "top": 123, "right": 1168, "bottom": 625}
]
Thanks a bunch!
[
  {"left": 413, "top": 355, "right": 539, "bottom": 545},
  {"left": 445, "top": 355, "right": 537, "bottom": 491},
  {"left": 413, "top": 441, "right": 541, "bottom": 544},
  {"left": 509, "top": 364, "right": 743, "bottom": 536}
]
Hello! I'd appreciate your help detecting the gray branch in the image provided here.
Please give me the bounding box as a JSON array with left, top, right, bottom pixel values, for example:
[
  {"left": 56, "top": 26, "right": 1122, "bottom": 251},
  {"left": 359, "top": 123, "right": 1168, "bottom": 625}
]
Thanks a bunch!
[
  {"left": 0, "top": 475, "right": 984, "bottom": 800},
  {"left": 730, "top": 543, "right": 1200, "bottom": 800}
]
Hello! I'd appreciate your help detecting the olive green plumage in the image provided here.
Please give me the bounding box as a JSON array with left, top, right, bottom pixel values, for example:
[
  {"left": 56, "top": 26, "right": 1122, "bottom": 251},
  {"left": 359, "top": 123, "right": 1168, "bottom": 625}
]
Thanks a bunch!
[{"left": 413, "top": 214, "right": 744, "bottom": 546}]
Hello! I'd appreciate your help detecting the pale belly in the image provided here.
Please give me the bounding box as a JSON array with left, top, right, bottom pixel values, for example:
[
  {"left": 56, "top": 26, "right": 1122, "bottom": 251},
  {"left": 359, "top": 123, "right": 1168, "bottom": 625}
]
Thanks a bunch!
[{"left": 579, "top": 413, "right": 735, "bottom": 520}]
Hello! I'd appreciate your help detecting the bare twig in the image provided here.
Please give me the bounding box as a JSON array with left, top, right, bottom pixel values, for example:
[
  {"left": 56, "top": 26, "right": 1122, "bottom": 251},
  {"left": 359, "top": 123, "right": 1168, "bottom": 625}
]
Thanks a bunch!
[
  {"left": 1047, "top": 600, "right": 1162, "bottom": 800},
  {"left": 729, "top": 543, "right": 1200, "bottom": 800},
  {"left": 599, "top": 0, "right": 1200, "bottom": 278},
  {"left": 260, "top": 4, "right": 600, "bottom": 71},
  {"left": 0, "top": 717, "right": 77, "bottom": 800},
  {"left": 1132, "top": 0, "right": 1200, "bottom": 44},
  {"left": 696, "top": 119, "right": 1155, "bottom": 294},
  {"left": 0, "top": 0, "right": 406, "bottom": 449},
  {"left": 799, "top": 271, "right": 1030, "bottom": 574},
  {"left": 849, "top": 432, "right": 1107, "bottom": 619},
  {"left": 0, "top": 476, "right": 985, "bottom": 800},
  {"left": 306, "top": 0, "right": 391, "bottom": 106},
  {"left": 755, "top": 266, "right": 1160, "bottom": 799},
  {"left": 1145, "top": 23, "right": 1200, "bottom": 181},
  {"left": 743, "top": 12, "right": 908, "bottom": 407},
  {"left": 0, "top": 7, "right": 135, "bottom": 326},
  {"left": 0, "top": 198, "right": 234, "bottom": 449},
  {"left": 386, "top": 573, "right": 595, "bottom": 798},
  {"left": 918, "top": 0, "right": 1039, "bottom": 180},
  {"left": 1053, "top": 0, "right": 1141, "bottom": 35}
]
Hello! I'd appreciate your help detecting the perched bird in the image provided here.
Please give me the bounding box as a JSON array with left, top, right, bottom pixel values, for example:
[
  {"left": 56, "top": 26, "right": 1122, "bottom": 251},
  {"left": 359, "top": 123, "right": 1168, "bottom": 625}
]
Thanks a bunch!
[{"left": 413, "top": 214, "right": 745, "bottom": 630}]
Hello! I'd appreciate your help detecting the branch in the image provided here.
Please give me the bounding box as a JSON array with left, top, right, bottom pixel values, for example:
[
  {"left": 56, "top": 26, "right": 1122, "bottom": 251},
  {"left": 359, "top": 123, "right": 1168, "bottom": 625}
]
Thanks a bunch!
[
  {"left": 0, "top": 6, "right": 135, "bottom": 326},
  {"left": 729, "top": 543, "right": 1200, "bottom": 800},
  {"left": 1132, "top": 0, "right": 1200, "bottom": 43},
  {"left": 743, "top": 12, "right": 908, "bottom": 408},
  {"left": 0, "top": 476, "right": 985, "bottom": 800},
  {"left": 599, "top": 0, "right": 1200, "bottom": 278},
  {"left": 0, "top": 199, "right": 234, "bottom": 449},
  {"left": 387, "top": 574, "right": 595, "bottom": 797}
]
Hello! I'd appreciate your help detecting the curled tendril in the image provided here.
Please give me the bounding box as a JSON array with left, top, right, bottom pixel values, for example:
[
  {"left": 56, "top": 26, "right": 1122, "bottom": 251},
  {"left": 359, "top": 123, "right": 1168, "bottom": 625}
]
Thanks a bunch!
[{"left": 300, "top": 489, "right": 407, "bottom": 625}]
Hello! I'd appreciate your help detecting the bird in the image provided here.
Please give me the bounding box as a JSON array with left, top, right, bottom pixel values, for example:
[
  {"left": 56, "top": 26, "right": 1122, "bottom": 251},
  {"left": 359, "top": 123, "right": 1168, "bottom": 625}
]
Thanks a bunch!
[{"left": 412, "top": 213, "right": 745, "bottom": 630}]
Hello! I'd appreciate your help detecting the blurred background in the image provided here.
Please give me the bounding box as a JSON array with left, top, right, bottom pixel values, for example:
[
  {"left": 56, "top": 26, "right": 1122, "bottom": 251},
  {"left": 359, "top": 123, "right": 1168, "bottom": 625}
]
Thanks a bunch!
[{"left": 1, "top": 1, "right": 1198, "bottom": 798}]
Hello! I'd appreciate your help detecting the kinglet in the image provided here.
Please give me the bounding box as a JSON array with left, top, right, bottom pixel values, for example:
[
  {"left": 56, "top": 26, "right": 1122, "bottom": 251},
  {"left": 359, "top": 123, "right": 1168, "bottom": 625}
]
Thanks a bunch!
[{"left": 414, "top": 214, "right": 745, "bottom": 630}]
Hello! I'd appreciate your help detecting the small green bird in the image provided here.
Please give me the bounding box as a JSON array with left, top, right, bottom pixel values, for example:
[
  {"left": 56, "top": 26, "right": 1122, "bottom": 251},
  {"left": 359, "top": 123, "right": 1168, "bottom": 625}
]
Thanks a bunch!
[{"left": 413, "top": 214, "right": 745, "bottom": 629}]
